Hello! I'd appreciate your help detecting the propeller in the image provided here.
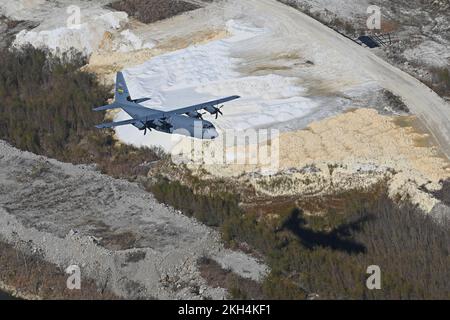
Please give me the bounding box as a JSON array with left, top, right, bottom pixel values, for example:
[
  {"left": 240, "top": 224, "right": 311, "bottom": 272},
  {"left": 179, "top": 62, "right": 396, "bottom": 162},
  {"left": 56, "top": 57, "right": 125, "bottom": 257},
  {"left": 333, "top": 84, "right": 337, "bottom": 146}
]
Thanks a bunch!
[
  {"left": 205, "top": 105, "right": 224, "bottom": 119},
  {"left": 186, "top": 111, "right": 204, "bottom": 120},
  {"left": 215, "top": 105, "right": 224, "bottom": 119},
  {"left": 143, "top": 118, "right": 152, "bottom": 135}
]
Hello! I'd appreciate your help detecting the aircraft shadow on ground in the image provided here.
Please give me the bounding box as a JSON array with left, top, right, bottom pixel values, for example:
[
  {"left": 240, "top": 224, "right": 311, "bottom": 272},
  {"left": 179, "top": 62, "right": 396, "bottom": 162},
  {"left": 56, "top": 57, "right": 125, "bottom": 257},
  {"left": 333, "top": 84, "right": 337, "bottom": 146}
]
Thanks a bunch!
[{"left": 279, "top": 208, "right": 371, "bottom": 254}]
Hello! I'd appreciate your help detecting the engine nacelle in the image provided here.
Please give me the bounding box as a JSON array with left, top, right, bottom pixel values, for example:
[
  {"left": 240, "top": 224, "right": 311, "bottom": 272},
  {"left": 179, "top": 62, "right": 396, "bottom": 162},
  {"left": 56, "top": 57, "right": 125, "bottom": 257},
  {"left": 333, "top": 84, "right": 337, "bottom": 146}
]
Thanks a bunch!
[
  {"left": 152, "top": 119, "right": 164, "bottom": 127},
  {"left": 205, "top": 106, "right": 218, "bottom": 115},
  {"left": 149, "top": 118, "right": 172, "bottom": 132},
  {"left": 134, "top": 121, "right": 146, "bottom": 130},
  {"left": 186, "top": 111, "right": 202, "bottom": 119}
]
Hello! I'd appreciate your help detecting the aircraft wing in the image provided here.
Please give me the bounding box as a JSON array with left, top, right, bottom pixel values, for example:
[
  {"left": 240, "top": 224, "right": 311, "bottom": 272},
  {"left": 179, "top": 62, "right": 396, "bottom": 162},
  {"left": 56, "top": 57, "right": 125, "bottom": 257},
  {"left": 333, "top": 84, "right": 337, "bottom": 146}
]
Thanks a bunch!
[
  {"left": 162, "top": 96, "right": 240, "bottom": 117},
  {"left": 95, "top": 96, "right": 240, "bottom": 129},
  {"left": 95, "top": 118, "right": 140, "bottom": 129}
]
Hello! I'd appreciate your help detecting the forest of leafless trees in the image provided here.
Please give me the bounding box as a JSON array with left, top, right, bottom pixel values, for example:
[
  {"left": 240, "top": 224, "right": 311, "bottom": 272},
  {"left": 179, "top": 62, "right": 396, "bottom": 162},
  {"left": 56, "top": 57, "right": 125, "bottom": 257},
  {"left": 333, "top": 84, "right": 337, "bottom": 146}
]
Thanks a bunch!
[{"left": 109, "top": 0, "right": 200, "bottom": 24}]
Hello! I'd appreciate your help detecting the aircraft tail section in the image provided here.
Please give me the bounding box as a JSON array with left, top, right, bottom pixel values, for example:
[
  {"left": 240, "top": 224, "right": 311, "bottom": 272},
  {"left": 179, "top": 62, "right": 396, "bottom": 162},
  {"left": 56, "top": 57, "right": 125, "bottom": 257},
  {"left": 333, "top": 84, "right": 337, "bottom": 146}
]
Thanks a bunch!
[{"left": 115, "top": 72, "right": 130, "bottom": 102}]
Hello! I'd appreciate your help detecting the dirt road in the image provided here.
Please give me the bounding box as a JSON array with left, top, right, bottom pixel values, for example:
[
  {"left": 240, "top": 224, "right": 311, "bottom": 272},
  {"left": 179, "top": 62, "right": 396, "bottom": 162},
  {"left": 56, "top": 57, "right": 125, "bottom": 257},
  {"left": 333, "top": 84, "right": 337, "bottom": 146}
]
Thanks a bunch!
[{"left": 247, "top": 0, "right": 450, "bottom": 158}]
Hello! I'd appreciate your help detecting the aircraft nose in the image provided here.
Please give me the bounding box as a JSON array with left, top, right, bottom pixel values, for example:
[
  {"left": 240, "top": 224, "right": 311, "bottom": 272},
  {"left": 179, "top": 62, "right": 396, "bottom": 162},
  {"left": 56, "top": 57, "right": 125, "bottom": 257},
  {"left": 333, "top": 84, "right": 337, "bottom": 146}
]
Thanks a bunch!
[{"left": 203, "top": 129, "right": 219, "bottom": 139}]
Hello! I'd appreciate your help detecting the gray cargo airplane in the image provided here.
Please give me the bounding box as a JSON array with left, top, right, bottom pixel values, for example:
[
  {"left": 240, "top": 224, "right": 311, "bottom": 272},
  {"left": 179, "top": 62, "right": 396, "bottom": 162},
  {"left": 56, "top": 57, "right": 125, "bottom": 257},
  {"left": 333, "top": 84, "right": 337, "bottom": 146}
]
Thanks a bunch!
[{"left": 94, "top": 72, "right": 240, "bottom": 139}]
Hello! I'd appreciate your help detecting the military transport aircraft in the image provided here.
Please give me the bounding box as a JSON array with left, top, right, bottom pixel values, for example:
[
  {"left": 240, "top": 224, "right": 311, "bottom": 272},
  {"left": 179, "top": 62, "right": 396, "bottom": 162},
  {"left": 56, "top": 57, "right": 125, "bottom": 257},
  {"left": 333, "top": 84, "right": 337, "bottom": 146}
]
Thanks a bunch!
[{"left": 94, "top": 72, "right": 240, "bottom": 139}]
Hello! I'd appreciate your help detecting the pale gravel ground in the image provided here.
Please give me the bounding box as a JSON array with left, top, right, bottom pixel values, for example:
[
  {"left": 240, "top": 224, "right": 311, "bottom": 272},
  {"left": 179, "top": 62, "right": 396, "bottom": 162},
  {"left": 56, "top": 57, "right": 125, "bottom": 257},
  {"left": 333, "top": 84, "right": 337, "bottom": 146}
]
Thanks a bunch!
[{"left": 0, "top": 140, "right": 268, "bottom": 299}]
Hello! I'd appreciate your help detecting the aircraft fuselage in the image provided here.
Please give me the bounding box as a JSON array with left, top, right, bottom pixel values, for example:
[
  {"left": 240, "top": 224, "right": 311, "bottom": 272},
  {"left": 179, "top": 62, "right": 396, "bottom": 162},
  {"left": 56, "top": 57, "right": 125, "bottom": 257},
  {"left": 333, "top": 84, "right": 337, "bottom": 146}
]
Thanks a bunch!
[
  {"left": 94, "top": 72, "right": 238, "bottom": 139},
  {"left": 120, "top": 101, "right": 218, "bottom": 139}
]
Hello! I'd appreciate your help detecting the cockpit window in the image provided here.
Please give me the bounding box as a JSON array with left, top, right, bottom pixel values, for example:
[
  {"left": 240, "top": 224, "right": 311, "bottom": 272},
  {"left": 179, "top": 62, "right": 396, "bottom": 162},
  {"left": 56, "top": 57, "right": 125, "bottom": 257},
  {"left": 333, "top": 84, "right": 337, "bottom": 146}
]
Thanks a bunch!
[{"left": 203, "top": 123, "right": 214, "bottom": 129}]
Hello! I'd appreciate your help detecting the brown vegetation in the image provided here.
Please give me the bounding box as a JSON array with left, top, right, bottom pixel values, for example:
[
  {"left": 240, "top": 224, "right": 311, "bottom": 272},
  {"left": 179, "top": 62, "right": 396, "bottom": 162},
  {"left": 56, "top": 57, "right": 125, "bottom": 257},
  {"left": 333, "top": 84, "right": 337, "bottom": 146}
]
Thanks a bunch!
[
  {"left": 147, "top": 176, "right": 241, "bottom": 227},
  {"left": 0, "top": 240, "right": 119, "bottom": 299},
  {"left": 150, "top": 178, "right": 449, "bottom": 299},
  {"left": 227, "top": 189, "right": 449, "bottom": 299},
  {"left": 427, "top": 66, "right": 450, "bottom": 98},
  {"left": 433, "top": 179, "right": 450, "bottom": 206},
  {"left": 383, "top": 89, "right": 410, "bottom": 113},
  {"left": 109, "top": 0, "right": 200, "bottom": 24},
  {"left": 0, "top": 16, "right": 38, "bottom": 49},
  {"left": 380, "top": 20, "right": 399, "bottom": 34},
  {"left": 198, "top": 257, "right": 265, "bottom": 299}
]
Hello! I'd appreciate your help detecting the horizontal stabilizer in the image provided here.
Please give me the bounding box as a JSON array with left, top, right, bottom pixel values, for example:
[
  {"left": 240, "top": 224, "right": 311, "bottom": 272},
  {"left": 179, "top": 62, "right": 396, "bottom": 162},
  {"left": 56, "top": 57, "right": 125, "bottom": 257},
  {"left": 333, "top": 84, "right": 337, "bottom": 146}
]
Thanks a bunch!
[
  {"left": 93, "top": 102, "right": 120, "bottom": 112},
  {"left": 95, "top": 118, "right": 139, "bottom": 129}
]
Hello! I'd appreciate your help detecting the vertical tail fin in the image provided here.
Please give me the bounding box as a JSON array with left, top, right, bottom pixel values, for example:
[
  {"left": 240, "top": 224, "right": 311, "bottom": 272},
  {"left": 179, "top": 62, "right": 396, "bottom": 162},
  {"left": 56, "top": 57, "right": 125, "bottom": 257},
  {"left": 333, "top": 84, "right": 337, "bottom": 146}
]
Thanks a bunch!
[{"left": 115, "top": 72, "right": 130, "bottom": 102}]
